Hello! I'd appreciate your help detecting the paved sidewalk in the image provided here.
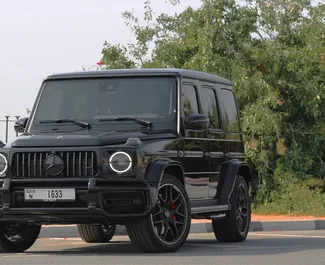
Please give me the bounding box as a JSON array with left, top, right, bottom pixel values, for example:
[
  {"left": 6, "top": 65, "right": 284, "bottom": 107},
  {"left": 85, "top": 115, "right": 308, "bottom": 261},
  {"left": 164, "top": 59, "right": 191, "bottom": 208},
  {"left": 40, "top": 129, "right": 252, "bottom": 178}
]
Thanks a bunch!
[{"left": 38, "top": 214, "right": 325, "bottom": 238}]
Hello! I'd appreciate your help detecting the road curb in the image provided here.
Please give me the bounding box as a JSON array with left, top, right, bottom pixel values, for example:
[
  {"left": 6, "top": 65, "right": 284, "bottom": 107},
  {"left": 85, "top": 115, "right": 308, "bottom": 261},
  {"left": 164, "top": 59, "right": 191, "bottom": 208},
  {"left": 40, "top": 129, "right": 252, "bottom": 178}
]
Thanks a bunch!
[{"left": 38, "top": 220, "right": 325, "bottom": 238}]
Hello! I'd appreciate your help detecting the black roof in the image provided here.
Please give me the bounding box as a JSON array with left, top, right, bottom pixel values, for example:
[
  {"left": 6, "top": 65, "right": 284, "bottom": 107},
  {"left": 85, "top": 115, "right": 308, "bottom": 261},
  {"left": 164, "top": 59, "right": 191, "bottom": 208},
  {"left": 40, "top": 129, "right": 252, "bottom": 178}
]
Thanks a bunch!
[{"left": 45, "top": 68, "right": 233, "bottom": 86}]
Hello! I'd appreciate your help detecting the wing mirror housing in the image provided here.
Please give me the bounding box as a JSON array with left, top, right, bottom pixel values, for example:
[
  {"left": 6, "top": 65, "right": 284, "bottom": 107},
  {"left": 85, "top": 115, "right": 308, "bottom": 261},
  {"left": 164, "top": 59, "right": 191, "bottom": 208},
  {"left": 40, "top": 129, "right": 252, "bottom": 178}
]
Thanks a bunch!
[
  {"left": 14, "top": 117, "right": 29, "bottom": 134},
  {"left": 184, "top": 114, "right": 209, "bottom": 130}
]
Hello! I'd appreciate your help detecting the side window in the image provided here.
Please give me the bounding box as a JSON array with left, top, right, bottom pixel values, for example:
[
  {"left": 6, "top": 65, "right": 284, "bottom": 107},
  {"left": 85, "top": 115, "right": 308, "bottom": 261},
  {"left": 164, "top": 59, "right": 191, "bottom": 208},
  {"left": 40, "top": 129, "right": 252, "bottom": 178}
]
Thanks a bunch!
[
  {"left": 181, "top": 83, "right": 199, "bottom": 117},
  {"left": 200, "top": 86, "right": 220, "bottom": 129},
  {"left": 220, "top": 89, "right": 241, "bottom": 133}
]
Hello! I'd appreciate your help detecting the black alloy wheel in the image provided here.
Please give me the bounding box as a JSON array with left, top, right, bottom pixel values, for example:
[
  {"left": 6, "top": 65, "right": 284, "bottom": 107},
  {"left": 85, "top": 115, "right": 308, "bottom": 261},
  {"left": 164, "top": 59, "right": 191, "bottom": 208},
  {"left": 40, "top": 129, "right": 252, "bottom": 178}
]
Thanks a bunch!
[
  {"left": 0, "top": 223, "right": 41, "bottom": 252},
  {"left": 77, "top": 222, "right": 116, "bottom": 243},
  {"left": 236, "top": 181, "right": 250, "bottom": 235},
  {"left": 151, "top": 182, "right": 188, "bottom": 245},
  {"left": 212, "top": 175, "right": 251, "bottom": 242},
  {"left": 102, "top": 223, "right": 115, "bottom": 237},
  {"left": 126, "top": 174, "right": 191, "bottom": 253}
]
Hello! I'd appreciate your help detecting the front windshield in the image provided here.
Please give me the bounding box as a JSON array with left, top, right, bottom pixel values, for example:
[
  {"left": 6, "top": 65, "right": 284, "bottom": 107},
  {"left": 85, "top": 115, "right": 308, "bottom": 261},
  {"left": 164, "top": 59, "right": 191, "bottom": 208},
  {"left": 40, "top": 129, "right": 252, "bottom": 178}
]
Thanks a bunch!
[{"left": 32, "top": 76, "right": 177, "bottom": 131}]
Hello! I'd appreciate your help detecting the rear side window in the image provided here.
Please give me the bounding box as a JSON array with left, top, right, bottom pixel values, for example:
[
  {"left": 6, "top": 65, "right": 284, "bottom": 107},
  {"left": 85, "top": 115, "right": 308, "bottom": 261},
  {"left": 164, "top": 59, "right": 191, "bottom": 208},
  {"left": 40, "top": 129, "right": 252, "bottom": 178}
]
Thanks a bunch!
[
  {"left": 181, "top": 84, "right": 199, "bottom": 116},
  {"left": 220, "top": 89, "right": 241, "bottom": 133},
  {"left": 199, "top": 86, "right": 220, "bottom": 129}
]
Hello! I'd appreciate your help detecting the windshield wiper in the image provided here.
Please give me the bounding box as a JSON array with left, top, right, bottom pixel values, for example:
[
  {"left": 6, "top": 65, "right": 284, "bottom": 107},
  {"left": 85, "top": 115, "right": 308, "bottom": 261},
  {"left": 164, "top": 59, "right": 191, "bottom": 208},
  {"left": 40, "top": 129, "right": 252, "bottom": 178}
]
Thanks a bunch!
[
  {"left": 98, "top": 117, "right": 153, "bottom": 128},
  {"left": 39, "top": 119, "right": 91, "bottom": 129}
]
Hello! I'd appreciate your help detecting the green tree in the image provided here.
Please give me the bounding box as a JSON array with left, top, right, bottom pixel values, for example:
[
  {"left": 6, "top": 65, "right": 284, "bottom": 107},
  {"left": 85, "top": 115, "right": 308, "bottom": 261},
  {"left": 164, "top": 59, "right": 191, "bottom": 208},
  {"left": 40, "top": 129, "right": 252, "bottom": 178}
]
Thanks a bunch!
[{"left": 100, "top": 0, "right": 325, "bottom": 214}]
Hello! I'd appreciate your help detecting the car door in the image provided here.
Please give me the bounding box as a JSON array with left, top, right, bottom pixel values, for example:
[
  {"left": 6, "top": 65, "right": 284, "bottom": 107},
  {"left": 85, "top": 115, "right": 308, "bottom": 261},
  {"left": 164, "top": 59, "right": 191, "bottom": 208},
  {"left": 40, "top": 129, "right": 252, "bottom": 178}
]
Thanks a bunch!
[
  {"left": 180, "top": 80, "right": 210, "bottom": 200},
  {"left": 198, "top": 82, "right": 226, "bottom": 199}
]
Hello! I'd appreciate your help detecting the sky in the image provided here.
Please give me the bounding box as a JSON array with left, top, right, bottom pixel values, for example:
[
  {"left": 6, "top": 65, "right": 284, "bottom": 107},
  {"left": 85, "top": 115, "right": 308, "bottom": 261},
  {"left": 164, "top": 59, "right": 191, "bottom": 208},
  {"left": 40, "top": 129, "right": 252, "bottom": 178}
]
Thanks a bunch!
[{"left": 0, "top": 0, "right": 202, "bottom": 143}]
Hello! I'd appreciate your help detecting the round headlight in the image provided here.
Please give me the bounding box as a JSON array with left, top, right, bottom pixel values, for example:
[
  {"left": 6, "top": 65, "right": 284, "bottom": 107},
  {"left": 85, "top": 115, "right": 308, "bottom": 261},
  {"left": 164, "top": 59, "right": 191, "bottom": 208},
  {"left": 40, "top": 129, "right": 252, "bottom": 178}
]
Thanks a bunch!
[
  {"left": 109, "top": 151, "right": 132, "bottom": 173},
  {"left": 0, "top": 154, "right": 8, "bottom": 175}
]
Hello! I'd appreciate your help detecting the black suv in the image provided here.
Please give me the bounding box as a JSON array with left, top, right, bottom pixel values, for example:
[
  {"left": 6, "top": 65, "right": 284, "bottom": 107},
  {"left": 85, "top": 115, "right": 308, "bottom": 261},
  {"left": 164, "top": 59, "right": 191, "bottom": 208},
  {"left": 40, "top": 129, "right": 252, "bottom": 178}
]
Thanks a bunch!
[{"left": 0, "top": 68, "right": 251, "bottom": 253}]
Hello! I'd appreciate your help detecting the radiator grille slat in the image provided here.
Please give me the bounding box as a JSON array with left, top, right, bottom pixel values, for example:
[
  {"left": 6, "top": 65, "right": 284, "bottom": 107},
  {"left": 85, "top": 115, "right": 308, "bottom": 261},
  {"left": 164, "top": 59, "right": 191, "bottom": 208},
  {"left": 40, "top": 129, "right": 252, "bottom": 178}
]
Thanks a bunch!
[
  {"left": 72, "top": 152, "right": 76, "bottom": 176},
  {"left": 33, "top": 153, "right": 36, "bottom": 177},
  {"left": 67, "top": 152, "right": 69, "bottom": 177},
  {"left": 79, "top": 152, "right": 82, "bottom": 177},
  {"left": 16, "top": 154, "right": 19, "bottom": 177},
  {"left": 39, "top": 153, "right": 42, "bottom": 177},
  {"left": 22, "top": 153, "right": 25, "bottom": 177},
  {"left": 27, "top": 153, "right": 31, "bottom": 177},
  {"left": 11, "top": 151, "right": 97, "bottom": 178}
]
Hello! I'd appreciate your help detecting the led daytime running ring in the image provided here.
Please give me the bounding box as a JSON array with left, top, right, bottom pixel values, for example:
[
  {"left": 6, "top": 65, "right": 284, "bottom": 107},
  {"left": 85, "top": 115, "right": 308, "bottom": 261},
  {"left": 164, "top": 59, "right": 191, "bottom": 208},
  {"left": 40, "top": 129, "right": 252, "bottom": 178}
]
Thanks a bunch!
[
  {"left": 0, "top": 154, "right": 8, "bottom": 175},
  {"left": 109, "top": 151, "right": 132, "bottom": 173}
]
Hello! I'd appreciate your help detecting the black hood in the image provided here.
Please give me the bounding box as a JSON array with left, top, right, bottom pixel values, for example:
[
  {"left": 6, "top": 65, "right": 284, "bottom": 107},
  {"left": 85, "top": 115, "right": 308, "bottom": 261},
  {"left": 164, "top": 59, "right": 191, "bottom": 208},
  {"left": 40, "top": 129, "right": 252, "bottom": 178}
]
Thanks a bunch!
[{"left": 10, "top": 130, "right": 177, "bottom": 148}]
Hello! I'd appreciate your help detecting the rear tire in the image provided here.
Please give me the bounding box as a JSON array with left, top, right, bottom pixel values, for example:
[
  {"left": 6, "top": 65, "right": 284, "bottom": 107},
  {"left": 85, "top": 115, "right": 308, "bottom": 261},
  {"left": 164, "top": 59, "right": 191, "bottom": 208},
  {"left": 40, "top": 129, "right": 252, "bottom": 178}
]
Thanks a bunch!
[
  {"left": 212, "top": 175, "right": 251, "bottom": 242},
  {"left": 0, "top": 223, "right": 41, "bottom": 253},
  {"left": 126, "top": 174, "right": 191, "bottom": 253},
  {"left": 77, "top": 223, "right": 116, "bottom": 243}
]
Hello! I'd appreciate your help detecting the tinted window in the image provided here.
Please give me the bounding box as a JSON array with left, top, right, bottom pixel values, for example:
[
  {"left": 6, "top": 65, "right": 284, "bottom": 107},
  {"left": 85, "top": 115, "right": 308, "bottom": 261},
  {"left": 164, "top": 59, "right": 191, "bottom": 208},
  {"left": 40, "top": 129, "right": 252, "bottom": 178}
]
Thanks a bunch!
[
  {"left": 200, "top": 86, "right": 220, "bottom": 129},
  {"left": 220, "top": 89, "right": 241, "bottom": 133},
  {"left": 33, "top": 77, "right": 177, "bottom": 127},
  {"left": 181, "top": 84, "right": 199, "bottom": 116}
]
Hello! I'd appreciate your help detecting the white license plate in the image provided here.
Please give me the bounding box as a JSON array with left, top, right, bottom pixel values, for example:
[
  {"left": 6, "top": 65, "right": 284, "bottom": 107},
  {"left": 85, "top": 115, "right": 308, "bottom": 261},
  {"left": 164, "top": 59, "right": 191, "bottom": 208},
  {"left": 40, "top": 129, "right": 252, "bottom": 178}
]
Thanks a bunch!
[{"left": 24, "top": 188, "right": 75, "bottom": 202}]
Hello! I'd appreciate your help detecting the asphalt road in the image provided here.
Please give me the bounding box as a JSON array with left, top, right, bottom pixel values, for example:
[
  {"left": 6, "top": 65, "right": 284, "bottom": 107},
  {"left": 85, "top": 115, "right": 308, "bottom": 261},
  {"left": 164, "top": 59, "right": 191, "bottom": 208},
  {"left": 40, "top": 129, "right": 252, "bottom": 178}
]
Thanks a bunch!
[{"left": 1, "top": 231, "right": 325, "bottom": 265}]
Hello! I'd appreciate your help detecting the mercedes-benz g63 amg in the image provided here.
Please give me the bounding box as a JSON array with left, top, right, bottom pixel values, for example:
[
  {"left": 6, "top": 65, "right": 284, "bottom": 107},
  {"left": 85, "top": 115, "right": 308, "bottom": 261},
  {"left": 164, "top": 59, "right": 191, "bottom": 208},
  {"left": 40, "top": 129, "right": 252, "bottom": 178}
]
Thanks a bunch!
[{"left": 0, "top": 68, "right": 251, "bottom": 253}]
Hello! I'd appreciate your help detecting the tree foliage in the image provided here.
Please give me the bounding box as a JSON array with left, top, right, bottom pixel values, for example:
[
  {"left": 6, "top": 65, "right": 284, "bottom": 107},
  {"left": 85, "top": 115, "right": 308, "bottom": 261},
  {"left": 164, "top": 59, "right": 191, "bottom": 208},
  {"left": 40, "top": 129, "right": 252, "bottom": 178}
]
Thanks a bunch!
[{"left": 99, "top": 0, "right": 325, "bottom": 211}]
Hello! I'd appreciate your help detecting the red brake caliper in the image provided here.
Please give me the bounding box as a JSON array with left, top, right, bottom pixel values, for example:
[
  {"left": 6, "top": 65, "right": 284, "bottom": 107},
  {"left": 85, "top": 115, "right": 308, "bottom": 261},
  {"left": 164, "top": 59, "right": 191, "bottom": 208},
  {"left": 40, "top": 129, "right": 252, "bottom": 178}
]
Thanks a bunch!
[{"left": 171, "top": 203, "right": 176, "bottom": 221}]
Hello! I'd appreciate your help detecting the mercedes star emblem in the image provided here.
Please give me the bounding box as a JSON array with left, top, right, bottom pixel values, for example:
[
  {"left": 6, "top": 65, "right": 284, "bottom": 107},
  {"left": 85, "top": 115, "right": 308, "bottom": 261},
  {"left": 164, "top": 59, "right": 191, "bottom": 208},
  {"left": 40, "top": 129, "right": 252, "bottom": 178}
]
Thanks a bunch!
[{"left": 44, "top": 154, "right": 64, "bottom": 176}]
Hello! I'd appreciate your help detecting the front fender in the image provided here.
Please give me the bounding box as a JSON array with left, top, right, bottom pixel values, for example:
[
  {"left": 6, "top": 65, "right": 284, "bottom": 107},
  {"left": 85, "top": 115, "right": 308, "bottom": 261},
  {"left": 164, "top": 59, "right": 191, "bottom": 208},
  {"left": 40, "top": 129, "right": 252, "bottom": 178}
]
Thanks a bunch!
[{"left": 145, "top": 159, "right": 184, "bottom": 205}]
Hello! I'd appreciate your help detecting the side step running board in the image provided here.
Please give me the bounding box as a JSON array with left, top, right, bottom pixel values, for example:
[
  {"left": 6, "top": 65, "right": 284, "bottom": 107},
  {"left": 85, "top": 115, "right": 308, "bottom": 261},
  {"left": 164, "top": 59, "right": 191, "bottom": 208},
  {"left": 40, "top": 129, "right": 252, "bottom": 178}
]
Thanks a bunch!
[
  {"left": 210, "top": 213, "right": 226, "bottom": 220},
  {"left": 191, "top": 205, "right": 229, "bottom": 215}
]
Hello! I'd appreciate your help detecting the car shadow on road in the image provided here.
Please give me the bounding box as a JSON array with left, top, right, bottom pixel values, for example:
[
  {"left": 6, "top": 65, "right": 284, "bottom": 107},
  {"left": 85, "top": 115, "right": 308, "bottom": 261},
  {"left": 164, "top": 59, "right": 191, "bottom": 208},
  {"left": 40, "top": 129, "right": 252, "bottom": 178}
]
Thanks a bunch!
[{"left": 25, "top": 236, "right": 325, "bottom": 256}]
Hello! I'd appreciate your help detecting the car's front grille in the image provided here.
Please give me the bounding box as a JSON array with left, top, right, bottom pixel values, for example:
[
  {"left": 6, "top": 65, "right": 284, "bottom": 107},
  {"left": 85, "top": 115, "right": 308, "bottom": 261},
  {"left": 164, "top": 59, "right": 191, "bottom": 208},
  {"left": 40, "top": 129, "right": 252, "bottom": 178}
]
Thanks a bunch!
[{"left": 11, "top": 151, "right": 98, "bottom": 178}]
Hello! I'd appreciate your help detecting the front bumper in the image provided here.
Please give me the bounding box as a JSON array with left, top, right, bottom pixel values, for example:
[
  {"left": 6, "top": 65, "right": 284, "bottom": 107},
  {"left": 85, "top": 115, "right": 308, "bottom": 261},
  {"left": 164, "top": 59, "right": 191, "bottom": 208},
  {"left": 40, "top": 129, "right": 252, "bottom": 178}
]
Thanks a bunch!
[{"left": 0, "top": 177, "right": 154, "bottom": 224}]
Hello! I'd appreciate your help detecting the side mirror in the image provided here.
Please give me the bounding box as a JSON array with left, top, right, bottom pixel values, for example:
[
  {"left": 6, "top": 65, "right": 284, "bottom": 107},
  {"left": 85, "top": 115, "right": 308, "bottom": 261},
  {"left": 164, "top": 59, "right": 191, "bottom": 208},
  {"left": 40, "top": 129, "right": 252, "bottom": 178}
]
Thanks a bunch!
[
  {"left": 184, "top": 114, "right": 209, "bottom": 130},
  {"left": 14, "top": 117, "right": 28, "bottom": 134}
]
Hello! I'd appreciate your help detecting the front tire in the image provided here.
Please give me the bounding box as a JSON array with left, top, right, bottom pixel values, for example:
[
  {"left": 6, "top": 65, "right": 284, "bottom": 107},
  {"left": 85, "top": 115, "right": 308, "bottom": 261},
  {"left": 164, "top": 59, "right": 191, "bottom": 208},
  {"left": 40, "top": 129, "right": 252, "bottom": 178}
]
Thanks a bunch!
[
  {"left": 126, "top": 174, "right": 191, "bottom": 253},
  {"left": 212, "top": 175, "right": 251, "bottom": 242},
  {"left": 77, "top": 223, "right": 116, "bottom": 243},
  {"left": 0, "top": 223, "right": 41, "bottom": 253}
]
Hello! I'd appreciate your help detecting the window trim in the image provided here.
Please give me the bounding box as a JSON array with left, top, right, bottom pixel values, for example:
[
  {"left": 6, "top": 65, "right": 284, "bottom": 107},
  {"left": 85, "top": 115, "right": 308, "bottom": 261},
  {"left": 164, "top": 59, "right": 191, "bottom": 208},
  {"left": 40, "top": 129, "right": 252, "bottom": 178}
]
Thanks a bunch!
[
  {"left": 181, "top": 81, "right": 203, "bottom": 132},
  {"left": 200, "top": 84, "right": 223, "bottom": 133},
  {"left": 181, "top": 81, "right": 200, "bottom": 116},
  {"left": 220, "top": 87, "right": 242, "bottom": 134}
]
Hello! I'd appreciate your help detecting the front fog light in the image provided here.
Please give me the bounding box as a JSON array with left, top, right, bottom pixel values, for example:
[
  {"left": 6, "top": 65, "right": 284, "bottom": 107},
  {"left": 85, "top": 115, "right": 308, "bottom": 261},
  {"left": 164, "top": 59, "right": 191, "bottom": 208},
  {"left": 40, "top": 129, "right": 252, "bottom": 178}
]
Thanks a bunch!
[
  {"left": 0, "top": 154, "right": 8, "bottom": 175},
  {"left": 109, "top": 151, "right": 132, "bottom": 173}
]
